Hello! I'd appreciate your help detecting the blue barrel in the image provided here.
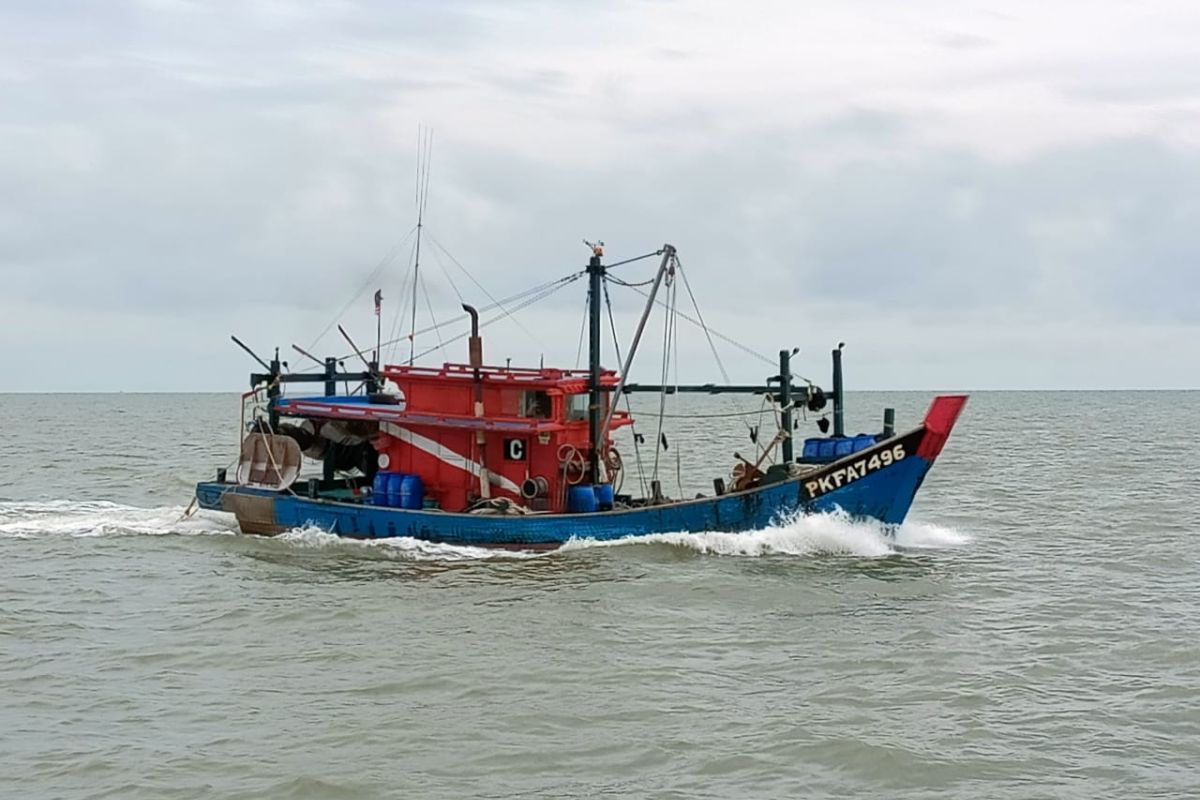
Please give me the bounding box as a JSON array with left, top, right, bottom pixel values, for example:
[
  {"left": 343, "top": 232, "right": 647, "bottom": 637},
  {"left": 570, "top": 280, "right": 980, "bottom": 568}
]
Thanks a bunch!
[
  {"left": 834, "top": 437, "right": 855, "bottom": 457},
  {"left": 818, "top": 439, "right": 838, "bottom": 460},
  {"left": 593, "top": 483, "right": 614, "bottom": 511},
  {"left": 371, "top": 472, "right": 390, "bottom": 505},
  {"left": 802, "top": 438, "right": 822, "bottom": 460},
  {"left": 853, "top": 434, "right": 876, "bottom": 453},
  {"left": 568, "top": 485, "right": 598, "bottom": 513},
  {"left": 385, "top": 472, "right": 405, "bottom": 507},
  {"left": 397, "top": 474, "right": 425, "bottom": 510}
]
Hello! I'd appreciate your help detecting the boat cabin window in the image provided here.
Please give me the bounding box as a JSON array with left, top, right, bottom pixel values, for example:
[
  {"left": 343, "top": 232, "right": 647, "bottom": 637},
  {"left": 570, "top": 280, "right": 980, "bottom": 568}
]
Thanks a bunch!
[
  {"left": 567, "top": 394, "right": 589, "bottom": 421},
  {"left": 521, "top": 390, "right": 552, "bottom": 419}
]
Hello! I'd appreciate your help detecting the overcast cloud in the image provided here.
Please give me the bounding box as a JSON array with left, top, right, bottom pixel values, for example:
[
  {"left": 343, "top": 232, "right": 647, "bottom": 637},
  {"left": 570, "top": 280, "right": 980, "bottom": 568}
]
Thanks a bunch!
[{"left": 1, "top": 0, "right": 1197, "bottom": 390}]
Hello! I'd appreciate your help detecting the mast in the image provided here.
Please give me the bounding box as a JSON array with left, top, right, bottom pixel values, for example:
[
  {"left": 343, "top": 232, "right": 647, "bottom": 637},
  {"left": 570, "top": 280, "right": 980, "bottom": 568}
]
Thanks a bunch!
[
  {"left": 323, "top": 356, "right": 336, "bottom": 482},
  {"left": 587, "top": 242, "right": 605, "bottom": 482},
  {"left": 409, "top": 220, "right": 422, "bottom": 365},
  {"left": 779, "top": 349, "right": 794, "bottom": 462},
  {"left": 599, "top": 244, "right": 674, "bottom": 444}
]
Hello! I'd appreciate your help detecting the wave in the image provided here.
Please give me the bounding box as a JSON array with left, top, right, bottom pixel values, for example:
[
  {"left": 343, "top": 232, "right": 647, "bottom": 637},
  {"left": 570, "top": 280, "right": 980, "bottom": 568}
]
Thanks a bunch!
[
  {"left": 0, "top": 501, "right": 968, "bottom": 559},
  {"left": 560, "top": 509, "right": 970, "bottom": 557},
  {"left": 275, "top": 525, "right": 545, "bottom": 561},
  {"left": 0, "top": 500, "right": 237, "bottom": 538}
]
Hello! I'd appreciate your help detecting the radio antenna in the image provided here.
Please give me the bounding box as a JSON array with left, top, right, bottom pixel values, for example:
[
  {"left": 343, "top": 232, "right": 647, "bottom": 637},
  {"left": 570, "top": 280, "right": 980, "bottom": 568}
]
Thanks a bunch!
[{"left": 409, "top": 125, "right": 433, "bottom": 365}]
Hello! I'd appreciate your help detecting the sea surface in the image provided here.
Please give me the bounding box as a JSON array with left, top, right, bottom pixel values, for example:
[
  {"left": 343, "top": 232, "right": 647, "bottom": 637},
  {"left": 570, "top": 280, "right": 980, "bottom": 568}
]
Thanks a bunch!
[{"left": 1, "top": 391, "right": 1198, "bottom": 799}]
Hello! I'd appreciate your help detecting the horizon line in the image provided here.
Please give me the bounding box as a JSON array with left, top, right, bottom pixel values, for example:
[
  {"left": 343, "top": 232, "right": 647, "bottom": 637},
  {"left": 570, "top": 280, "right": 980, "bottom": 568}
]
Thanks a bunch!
[{"left": 1, "top": 387, "right": 1197, "bottom": 395}]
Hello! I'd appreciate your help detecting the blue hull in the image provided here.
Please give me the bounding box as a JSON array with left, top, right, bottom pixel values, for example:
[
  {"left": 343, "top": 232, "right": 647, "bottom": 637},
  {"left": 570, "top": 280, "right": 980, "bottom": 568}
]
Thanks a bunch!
[{"left": 196, "top": 422, "right": 950, "bottom": 548}]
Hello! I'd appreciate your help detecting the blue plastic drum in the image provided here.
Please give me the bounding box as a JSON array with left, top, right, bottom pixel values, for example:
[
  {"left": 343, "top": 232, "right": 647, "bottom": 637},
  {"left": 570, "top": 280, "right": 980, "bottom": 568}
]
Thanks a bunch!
[
  {"left": 385, "top": 472, "right": 405, "bottom": 507},
  {"left": 568, "top": 485, "right": 599, "bottom": 513},
  {"left": 593, "top": 483, "right": 614, "bottom": 511},
  {"left": 397, "top": 474, "right": 425, "bottom": 510},
  {"left": 372, "top": 472, "right": 390, "bottom": 506},
  {"left": 853, "top": 434, "right": 876, "bottom": 453}
]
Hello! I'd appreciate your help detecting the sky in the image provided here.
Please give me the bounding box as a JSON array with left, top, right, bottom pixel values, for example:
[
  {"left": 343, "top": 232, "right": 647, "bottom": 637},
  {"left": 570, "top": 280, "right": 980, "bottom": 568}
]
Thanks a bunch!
[{"left": 1, "top": 0, "right": 1198, "bottom": 391}]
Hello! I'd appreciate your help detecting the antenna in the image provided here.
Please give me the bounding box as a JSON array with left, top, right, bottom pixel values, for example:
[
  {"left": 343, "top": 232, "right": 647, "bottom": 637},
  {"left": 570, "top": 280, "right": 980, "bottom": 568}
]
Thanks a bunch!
[{"left": 409, "top": 126, "right": 434, "bottom": 365}]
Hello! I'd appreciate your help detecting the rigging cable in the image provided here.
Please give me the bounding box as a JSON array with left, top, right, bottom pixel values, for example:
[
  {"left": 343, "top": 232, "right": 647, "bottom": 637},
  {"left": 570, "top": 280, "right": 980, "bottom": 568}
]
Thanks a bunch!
[
  {"left": 409, "top": 272, "right": 584, "bottom": 363},
  {"left": 359, "top": 271, "right": 583, "bottom": 361},
  {"left": 601, "top": 249, "right": 669, "bottom": 271},
  {"left": 648, "top": 407, "right": 778, "bottom": 419},
  {"left": 385, "top": 237, "right": 420, "bottom": 363},
  {"left": 674, "top": 254, "right": 757, "bottom": 437},
  {"left": 674, "top": 257, "right": 731, "bottom": 384},
  {"left": 575, "top": 284, "right": 590, "bottom": 370},
  {"left": 611, "top": 256, "right": 814, "bottom": 465},
  {"left": 427, "top": 234, "right": 546, "bottom": 350},
  {"left": 427, "top": 243, "right": 466, "bottom": 305},
  {"left": 418, "top": 267, "right": 449, "bottom": 362},
  {"left": 305, "top": 224, "right": 417, "bottom": 352},
  {"left": 610, "top": 281, "right": 778, "bottom": 369}
]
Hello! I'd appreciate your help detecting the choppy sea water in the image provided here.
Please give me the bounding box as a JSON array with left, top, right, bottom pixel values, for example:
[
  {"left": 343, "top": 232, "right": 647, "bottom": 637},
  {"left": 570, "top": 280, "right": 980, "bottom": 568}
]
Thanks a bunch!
[{"left": 1, "top": 391, "right": 1198, "bottom": 799}]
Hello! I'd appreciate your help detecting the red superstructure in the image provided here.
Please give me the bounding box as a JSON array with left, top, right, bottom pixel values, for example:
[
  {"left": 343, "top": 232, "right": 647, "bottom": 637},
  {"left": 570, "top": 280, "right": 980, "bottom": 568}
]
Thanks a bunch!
[
  {"left": 381, "top": 363, "right": 632, "bottom": 512},
  {"left": 278, "top": 362, "right": 631, "bottom": 512}
]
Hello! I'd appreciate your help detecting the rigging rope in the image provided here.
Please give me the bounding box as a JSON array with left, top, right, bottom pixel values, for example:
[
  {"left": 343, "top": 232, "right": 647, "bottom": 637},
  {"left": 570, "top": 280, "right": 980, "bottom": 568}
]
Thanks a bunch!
[{"left": 606, "top": 275, "right": 658, "bottom": 289}]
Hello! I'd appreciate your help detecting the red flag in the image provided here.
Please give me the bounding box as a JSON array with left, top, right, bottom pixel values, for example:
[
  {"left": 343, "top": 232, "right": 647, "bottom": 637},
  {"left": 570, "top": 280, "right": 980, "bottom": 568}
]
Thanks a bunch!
[{"left": 373, "top": 289, "right": 382, "bottom": 316}]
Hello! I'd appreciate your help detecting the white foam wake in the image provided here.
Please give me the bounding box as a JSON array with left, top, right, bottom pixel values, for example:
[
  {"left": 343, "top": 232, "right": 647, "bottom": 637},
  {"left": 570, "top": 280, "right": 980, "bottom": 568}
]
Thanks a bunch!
[
  {"left": 0, "top": 500, "right": 237, "bottom": 538},
  {"left": 0, "top": 501, "right": 969, "bottom": 561},
  {"left": 891, "top": 520, "right": 971, "bottom": 550},
  {"left": 275, "top": 525, "right": 544, "bottom": 561},
  {"left": 559, "top": 510, "right": 970, "bottom": 558}
]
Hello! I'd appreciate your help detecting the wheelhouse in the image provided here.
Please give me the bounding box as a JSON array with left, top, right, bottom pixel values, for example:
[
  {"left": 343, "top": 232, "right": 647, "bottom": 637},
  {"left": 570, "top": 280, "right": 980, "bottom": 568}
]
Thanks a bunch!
[{"left": 272, "top": 362, "right": 631, "bottom": 513}]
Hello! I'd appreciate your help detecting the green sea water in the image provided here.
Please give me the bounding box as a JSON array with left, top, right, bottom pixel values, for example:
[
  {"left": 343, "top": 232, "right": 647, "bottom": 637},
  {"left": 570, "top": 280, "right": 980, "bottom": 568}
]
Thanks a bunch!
[{"left": 1, "top": 391, "right": 1197, "bottom": 798}]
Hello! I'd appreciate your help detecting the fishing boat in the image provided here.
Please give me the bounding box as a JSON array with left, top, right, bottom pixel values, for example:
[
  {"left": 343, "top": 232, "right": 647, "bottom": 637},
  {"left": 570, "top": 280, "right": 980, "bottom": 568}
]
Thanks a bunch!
[{"left": 194, "top": 242, "right": 966, "bottom": 548}]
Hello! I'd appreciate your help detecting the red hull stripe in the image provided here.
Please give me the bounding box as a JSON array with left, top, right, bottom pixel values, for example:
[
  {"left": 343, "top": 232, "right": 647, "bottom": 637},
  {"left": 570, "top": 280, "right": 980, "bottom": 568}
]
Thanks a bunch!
[{"left": 915, "top": 394, "right": 968, "bottom": 460}]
